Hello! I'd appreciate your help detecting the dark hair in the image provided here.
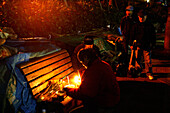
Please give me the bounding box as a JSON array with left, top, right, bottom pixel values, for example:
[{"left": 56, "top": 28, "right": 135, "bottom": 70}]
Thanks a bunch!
[
  {"left": 84, "top": 35, "right": 95, "bottom": 45},
  {"left": 125, "top": 5, "right": 134, "bottom": 11},
  {"left": 138, "top": 9, "right": 147, "bottom": 17},
  {"left": 78, "top": 49, "right": 98, "bottom": 66}
]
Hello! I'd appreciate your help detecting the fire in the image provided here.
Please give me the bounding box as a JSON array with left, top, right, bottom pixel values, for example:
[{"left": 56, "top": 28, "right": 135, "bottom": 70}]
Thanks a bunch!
[
  {"left": 41, "top": 96, "right": 44, "bottom": 100},
  {"left": 64, "top": 73, "right": 81, "bottom": 88},
  {"left": 73, "top": 72, "right": 81, "bottom": 88},
  {"left": 64, "top": 84, "right": 75, "bottom": 88},
  {"left": 74, "top": 76, "right": 81, "bottom": 85}
]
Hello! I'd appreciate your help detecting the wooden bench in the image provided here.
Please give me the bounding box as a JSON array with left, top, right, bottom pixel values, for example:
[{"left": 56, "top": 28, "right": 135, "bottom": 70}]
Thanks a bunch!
[{"left": 18, "top": 49, "right": 79, "bottom": 112}]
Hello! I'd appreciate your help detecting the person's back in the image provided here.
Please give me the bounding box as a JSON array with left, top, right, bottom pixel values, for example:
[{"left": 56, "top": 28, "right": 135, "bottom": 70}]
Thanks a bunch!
[
  {"left": 82, "top": 58, "right": 120, "bottom": 108},
  {"left": 65, "top": 49, "right": 120, "bottom": 113}
]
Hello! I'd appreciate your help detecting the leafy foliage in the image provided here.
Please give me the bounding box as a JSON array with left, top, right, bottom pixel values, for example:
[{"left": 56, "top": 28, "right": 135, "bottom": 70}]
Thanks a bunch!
[
  {"left": 0, "top": 0, "right": 167, "bottom": 37},
  {"left": 0, "top": 0, "right": 113, "bottom": 37}
]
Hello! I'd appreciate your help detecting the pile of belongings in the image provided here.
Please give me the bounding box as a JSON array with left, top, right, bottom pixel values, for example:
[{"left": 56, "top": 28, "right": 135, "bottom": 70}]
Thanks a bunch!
[{"left": 0, "top": 27, "right": 18, "bottom": 60}]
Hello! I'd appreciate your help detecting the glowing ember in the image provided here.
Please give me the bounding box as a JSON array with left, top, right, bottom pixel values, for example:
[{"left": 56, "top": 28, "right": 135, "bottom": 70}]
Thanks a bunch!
[
  {"left": 74, "top": 76, "right": 80, "bottom": 84},
  {"left": 41, "top": 96, "right": 44, "bottom": 100},
  {"left": 74, "top": 75, "right": 81, "bottom": 88}
]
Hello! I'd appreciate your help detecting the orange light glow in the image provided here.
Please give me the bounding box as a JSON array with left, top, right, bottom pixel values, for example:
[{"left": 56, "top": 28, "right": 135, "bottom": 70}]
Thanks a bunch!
[
  {"left": 41, "top": 96, "right": 44, "bottom": 100},
  {"left": 74, "top": 76, "right": 80, "bottom": 84},
  {"left": 67, "top": 76, "right": 70, "bottom": 84},
  {"left": 64, "top": 84, "right": 75, "bottom": 88},
  {"left": 74, "top": 75, "right": 81, "bottom": 88},
  {"left": 63, "top": 73, "right": 82, "bottom": 89},
  {"left": 2, "top": 1, "right": 6, "bottom": 6}
]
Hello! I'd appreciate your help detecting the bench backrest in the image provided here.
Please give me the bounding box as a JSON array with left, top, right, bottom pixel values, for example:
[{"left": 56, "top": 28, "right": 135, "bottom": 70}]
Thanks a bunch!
[{"left": 18, "top": 49, "right": 75, "bottom": 98}]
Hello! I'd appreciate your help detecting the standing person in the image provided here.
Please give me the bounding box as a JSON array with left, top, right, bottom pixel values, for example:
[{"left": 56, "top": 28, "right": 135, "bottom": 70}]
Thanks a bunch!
[
  {"left": 65, "top": 49, "right": 120, "bottom": 113},
  {"left": 130, "top": 9, "right": 156, "bottom": 80},
  {"left": 120, "top": 5, "right": 136, "bottom": 76}
]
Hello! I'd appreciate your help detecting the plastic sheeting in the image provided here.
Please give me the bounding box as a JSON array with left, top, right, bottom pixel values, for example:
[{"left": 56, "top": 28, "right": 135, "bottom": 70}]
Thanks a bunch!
[
  {"left": 94, "top": 37, "right": 113, "bottom": 52},
  {"left": 0, "top": 43, "right": 61, "bottom": 113}
]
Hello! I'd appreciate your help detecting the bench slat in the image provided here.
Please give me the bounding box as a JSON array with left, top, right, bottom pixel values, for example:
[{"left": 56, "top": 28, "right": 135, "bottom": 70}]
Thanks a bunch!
[
  {"left": 18, "top": 49, "right": 76, "bottom": 103},
  {"left": 32, "top": 81, "right": 49, "bottom": 96},
  {"left": 25, "top": 57, "right": 72, "bottom": 81},
  {"left": 31, "top": 68, "right": 75, "bottom": 96},
  {"left": 29, "top": 62, "right": 74, "bottom": 88},
  {"left": 21, "top": 52, "right": 70, "bottom": 75},
  {"left": 19, "top": 49, "right": 67, "bottom": 69}
]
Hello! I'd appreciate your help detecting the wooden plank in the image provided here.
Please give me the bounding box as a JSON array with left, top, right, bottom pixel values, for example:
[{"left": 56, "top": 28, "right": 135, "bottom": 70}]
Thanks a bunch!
[
  {"left": 25, "top": 57, "right": 71, "bottom": 81},
  {"left": 18, "top": 49, "right": 77, "bottom": 102},
  {"left": 19, "top": 49, "right": 67, "bottom": 69},
  {"left": 28, "top": 62, "right": 74, "bottom": 88},
  {"left": 52, "top": 69, "right": 75, "bottom": 81},
  {"left": 32, "top": 81, "right": 49, "bottom": 96},
  {"left": 31, "top": 68, "right": 74, "bottom": 95},
  {"left": 22, "top": 52, "right": 70, "bottom": 75}
]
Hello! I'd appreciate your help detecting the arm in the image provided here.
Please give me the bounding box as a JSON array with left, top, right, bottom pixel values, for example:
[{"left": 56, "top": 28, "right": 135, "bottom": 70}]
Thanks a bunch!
[{"left": 65, "top": 63, "right": 102, "bottom": 100}]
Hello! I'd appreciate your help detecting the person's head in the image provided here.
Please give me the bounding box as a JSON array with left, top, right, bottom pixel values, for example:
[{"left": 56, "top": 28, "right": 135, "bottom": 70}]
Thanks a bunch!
[
  {"left": 77, "top": 48, "right": 98, "bottom": 68},
  {"left": 138, "top": 9, "right": 147, "bottom": 23},
  {"left": 125, "top": 5, "right": 133, "bottom": 17},
  {"left": 83, "top": 35, "right": 95, "bottom": 49}
]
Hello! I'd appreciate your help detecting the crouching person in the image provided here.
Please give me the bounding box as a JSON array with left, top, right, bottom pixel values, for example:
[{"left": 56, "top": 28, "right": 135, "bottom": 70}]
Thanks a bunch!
[{"left": 64, "top": 49, "right": 120, "bottom": 113}]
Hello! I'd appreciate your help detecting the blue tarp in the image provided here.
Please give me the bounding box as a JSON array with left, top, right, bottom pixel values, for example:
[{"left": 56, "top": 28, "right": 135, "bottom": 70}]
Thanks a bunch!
[{"left": 1, "top": 42, "right": 61, "bottom": 113}]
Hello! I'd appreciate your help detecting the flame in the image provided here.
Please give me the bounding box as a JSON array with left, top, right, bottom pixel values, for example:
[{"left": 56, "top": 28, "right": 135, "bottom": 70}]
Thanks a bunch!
[
  {"left": 41, "top": 96, "right": 44, "bottom": 100},
  {"left": 74, "top": 73, "right": 81, "bottom": 88},
  {"left": 64, "top": 73, "right": 81, "bottom": 88},
  {"left": 74, "top": 76, "right": 81, "bottom": 84},
  {"left": 67, "top": 76, "right": 70, "bottom": 84},
  {"left": 64, "top": 84, "right": 75, "bottom": 88}
]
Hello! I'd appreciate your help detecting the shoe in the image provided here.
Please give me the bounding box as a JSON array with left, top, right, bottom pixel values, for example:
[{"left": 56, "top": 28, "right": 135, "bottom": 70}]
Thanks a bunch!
[{"left": 146, "top": 73, "right": 154, "bottom": 80}]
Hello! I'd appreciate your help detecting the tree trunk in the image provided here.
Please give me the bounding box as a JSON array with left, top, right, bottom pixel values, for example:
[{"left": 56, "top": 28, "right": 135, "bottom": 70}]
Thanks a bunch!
[
  {"left": 114, "top": 0, "right": 119, "bottom": 10},
  {"left": 164, "top": 7, "right": 170, "bottom": 49},
  {"left": 98, "top": 0, "right": 103, "bottom": 10},
  {"left": 64, "top": 0, "right": 68, "bottom": 7}
]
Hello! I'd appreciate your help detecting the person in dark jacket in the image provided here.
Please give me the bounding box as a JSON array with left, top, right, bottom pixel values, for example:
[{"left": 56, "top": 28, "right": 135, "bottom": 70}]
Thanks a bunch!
[
  {"left": 120, "top": 5, "right": 135, "bottom": 52},
  {"left": 130, "top": 9, "right": 156, "bottom": 80},
  {"left": 65, "top": 49, "right": 120, "bottom": 113},
  {"left": 120, "top": 5, "right": 136, "bottom": 76},
  {"left": 72, "top": 35, "right": 100, "bottom": 75}
]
